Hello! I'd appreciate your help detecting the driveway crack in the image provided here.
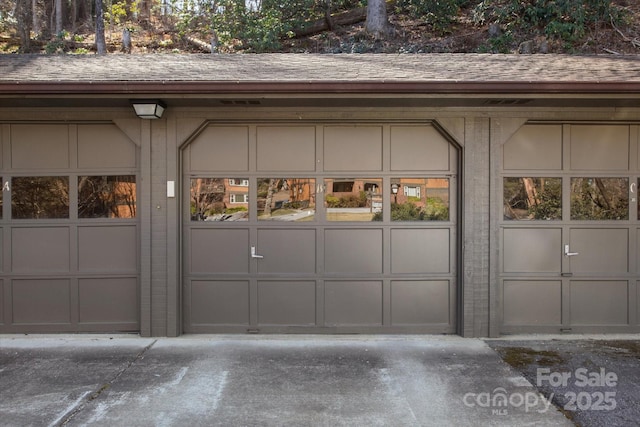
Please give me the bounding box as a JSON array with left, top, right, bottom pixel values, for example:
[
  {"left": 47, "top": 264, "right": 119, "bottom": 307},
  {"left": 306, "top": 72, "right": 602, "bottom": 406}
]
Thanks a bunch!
[{"left": 55, "top": 339, "right": 157, "bottom": 427}]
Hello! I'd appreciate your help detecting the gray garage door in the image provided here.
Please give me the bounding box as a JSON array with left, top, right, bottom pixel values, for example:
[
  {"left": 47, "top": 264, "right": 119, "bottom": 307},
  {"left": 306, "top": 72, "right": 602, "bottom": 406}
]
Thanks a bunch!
[
  {"left": 182, "top": 123, "right": 458, "bottom": 333},
  {"left": 500, "top": 124, "right": 639, "bottom": 333},
  {"left": 0, "top": 124, "right": 140, "bottom": 333}
]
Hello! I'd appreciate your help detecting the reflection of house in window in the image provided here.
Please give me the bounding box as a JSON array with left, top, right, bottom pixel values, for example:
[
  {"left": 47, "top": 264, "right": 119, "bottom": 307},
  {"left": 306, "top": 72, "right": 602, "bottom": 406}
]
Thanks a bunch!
[
  {"left": 403, "top": 185, "right": 421, "bottom": 198},
  {"left": 226, "top": 178, "right": 249, "bottom": 208},
  {"left": 229, "top": 178, "right": 249, "bottom": 186},
  {"left": 230, "top": 193, "right": 248, "bottom": 204},
  {"left": 332, "top": 181, "right": 354, "bottom": 193},
  {"left": 393, "top": 178, "right": 449, "bottom": 208},
  {"left": 363, "top": 182, "right": 379, "bottom": 193}
]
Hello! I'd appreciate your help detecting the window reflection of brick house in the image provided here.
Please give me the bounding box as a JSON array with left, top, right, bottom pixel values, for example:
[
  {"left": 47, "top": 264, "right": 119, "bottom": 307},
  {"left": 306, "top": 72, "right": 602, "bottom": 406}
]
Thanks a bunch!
[
  {"left": 286, "top": 178, "right": 314, "bottom": 206},
  {"left": 325, "top": 179, "right": 382, "bottom": 210},
  {"left": 393, "top": 178, "right": 449, "bottom": 207},
  {"left": 226, "top": 178, "right": 249, "bottom": 209}
]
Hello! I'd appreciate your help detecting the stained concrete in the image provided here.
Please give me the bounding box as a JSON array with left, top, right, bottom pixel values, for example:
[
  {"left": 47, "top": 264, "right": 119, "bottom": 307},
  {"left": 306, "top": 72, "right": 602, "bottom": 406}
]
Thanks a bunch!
[
  {"left": 487, "top": 337, "right": 640, "bottom": 427},
  {"left": 0, "top": 335, "right": 572, "bottom": 426}
]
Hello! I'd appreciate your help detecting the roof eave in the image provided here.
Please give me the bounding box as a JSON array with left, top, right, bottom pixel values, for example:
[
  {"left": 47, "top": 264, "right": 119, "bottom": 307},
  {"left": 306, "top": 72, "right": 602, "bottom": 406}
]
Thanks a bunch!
[{"left": 0, "top": 81, "right": 638, "bottom": 95}]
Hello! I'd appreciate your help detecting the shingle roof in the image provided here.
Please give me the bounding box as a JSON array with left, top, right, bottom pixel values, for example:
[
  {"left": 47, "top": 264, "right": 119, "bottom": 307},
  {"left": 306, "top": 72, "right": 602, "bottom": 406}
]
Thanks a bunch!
[
  {"left": 1, "top": 54, "right": 639, "bottom": 94},
  {"left": 2, "top": 53, "right": 640, "bottom": 81}
]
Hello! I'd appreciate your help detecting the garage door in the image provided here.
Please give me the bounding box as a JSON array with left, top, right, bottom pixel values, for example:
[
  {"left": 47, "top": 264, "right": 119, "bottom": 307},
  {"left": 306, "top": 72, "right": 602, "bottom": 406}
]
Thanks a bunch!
[
  {"left": 182, "top": 123, "right": 458, "bottom": 333},
  {"left": 0, "top": 124, "right": 140, "bottom": 333},
  {"left": 500, "top": 124, "right": 639, "bottom": 333}
]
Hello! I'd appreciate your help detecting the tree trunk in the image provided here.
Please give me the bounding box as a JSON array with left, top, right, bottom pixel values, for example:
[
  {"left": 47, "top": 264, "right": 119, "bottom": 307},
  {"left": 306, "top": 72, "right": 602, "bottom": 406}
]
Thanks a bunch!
[
  {"left": 522, "top": 178, "right": 540, "bottom": 208},
  {"left": 324, "top": 0, "right": 334, "bottom": 30},
  {"left": 263, "top": 179, "right": 278, "bottom": 217},
  {"left": 32, "top": 0, "right": 38, "bottom": 35},
  {"left": 365, "top": 0, "right": 390, "bottom": 38},
  {"left": 15, "top": 0, "right": 32, "bottom": 52},
  {"left": 594, "top": 178, "right": 612, "bottom": 210},
  {"left": 71, "top": 0, "right": 76, "bottom": 32},
  {"left": 95, "top": 0, "right": 107, "bottom": 54},
  {"left": 55, "top": 0, "right": 63, "bottom": 35}
]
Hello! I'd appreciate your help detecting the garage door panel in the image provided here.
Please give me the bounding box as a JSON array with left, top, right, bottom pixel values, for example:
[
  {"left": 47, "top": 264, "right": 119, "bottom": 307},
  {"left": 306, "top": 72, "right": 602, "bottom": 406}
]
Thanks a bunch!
[
  {"left": 503, "top": 280, "right": 562, "bottom": 325},
  {"left": 0, "top": 280, "right": 3, "bottom": 324},
  {"left": 77, "top": 125, "right": 136, "bottom": 168},
  {"left": 12, "top": 227, "right": 70, "bottom": 272},
  {"left": 189, "top": 126, "right": 249, "bottom": 172},
  {"left": 390, "top": 126, "right": 450, "bottom": 171},
  {"left": 503, "top": 228, "right": 561, "bottom": 273},
  {"left": 78, "top": 226, "right": 137, "bottom": 272},
  {"left": 324, "top": 229, "right": 382, "bottom": 274},
  {"left": 637, "top": 228, "right": 640, "bottom": 274},
  {"left": 570, "top": 281, "right": 628, "bottom": 325},
  {"left": 391, "top": 280, "right": 449, "bottom": 324},
  {"left": 257, "top": 229, "right": 316, "bottom": 274},
  {"left": 570, "top": 125, "right": 629, "bottom": 170},
  {"left": 257, "top": 126, "right": 316, "bottom": 171},
  {"left": 191, "top": 280, "right": 249, "bottom": 325},
  {"left": 324, "top": 281, "right": 382, "bottom": 326},
  {"left": 503, "top": 125, "right": 563, "bottom": 170},
  {"left": 79, "top": 278, "right": 138, "bottom": 324},
  {"left": 570, "top": 228, "right": 628, "bottom": 273},
  {"left": 2, "top": 122, "right": 140, "bottom": 333},
  {"left": 190, "top": 229, "right": 249, "bottom": 273},
  {"left": 323, "top": 126, "right": 382, "bottom": 171},
  {"left": 183, "top": 122, "right": 457, "bottom": 334},
  {"left": 258, "top": 281, "right": 316, "bottom": 325},
  {"left": 11, "top": 125, "right": 69, "bottom": 169},
  {"left": 391, "top": 229, "right": 450, "bottom": 273},
  {"left": 12, "top": 279, "right": 71, "bottom": 324}
]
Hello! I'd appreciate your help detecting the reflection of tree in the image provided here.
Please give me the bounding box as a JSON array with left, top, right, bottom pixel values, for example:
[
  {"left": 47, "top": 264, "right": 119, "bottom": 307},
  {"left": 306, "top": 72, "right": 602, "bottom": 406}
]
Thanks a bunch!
[
  {"left": 78, "top": 176, "right": 136, "bottom": 218},
  {"left": 12, "top": 176, "right": 69, "bottom": 219},
  {"left": 258, "top": 179, "right": 314, "bottom": 217},
  {"left": 263, "top": 178, "right": 279, "bottom": 217},
  {"left": 190, "top": 178, "right": 225, "bottom": 219},
  {"left": 571, "top": 178, "right": 628, "bottom": 220},
  {"left": 287, "top": 179, "right": 310, "bottom": 203},
  {"left": 504, "top": 178, "right": 561, "bottom": 220}
]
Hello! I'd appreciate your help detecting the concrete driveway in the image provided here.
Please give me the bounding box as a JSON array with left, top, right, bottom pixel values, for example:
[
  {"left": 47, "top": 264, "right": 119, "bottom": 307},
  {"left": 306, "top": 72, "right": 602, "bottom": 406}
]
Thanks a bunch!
[{"left": 0, "top": 335, "right": 572, "bottom": 426}]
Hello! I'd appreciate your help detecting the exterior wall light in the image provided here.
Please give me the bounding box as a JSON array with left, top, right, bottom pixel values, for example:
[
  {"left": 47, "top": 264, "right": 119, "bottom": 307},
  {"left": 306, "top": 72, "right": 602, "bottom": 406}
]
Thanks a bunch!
[
  {"left": 131, "top": 100, "right": 167, "bottom": 119},
  {"left": 391, "top": 183, "right": 399, "bottom": 203}
]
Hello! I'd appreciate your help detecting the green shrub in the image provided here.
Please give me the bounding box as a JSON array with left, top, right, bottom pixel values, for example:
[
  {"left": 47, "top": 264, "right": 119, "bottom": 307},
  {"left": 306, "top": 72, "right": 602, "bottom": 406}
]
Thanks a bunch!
[
  {"left": 473, "top": 0, "right": 628, "bottom": 46},
  {"left": 178, "top": 0, "right": 364, "bottom": 52},
  {"left": 395, "top": 0, "right": 468, "bottom": 34}
]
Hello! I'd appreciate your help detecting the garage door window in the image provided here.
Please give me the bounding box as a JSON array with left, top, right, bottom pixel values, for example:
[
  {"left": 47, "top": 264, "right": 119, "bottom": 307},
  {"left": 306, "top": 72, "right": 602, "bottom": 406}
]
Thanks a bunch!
[
  {"left": 11, "top": 176, "right": 69, "bottom": 219},
  {"left": 257, "top": 178, "right": 315, "bottom": 221},
  {"left": 78, "top": 175, "right": 136, "bottom": 218},
  {"left": 503, "top": 177, "right": 562, "bottom": 221},
  {"left": 190, "top": 177, "right": 248, "bottom": 221},
  {"left": 325, "top": 178, "right": 382, "bottom": 222},
  {"left": 570, "top": 178, "right": 628, "bottom": 220},
  {"left": 391, "top": 178, "right": 450, "bottom": 221}
]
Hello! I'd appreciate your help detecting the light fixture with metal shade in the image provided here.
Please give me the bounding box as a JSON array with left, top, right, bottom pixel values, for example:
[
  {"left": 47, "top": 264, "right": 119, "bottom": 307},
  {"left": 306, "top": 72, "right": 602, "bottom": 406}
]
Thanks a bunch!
[
  {"left": 131, "top": 100, "right": 167, "bottom": 119},
  {"left": 391, "top": 183, "right": 399, "bottom": 204}
]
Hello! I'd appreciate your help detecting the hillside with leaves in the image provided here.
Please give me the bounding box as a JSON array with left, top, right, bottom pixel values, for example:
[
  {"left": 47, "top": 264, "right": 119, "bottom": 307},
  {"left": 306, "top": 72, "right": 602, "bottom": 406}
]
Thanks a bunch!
[{"left": 0, "top": 0, "right": 638, "bottom": 54}]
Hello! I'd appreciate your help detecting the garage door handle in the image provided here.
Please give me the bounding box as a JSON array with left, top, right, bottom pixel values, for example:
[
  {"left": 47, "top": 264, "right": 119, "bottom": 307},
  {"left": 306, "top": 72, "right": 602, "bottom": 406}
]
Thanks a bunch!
[
  {"left": 564, "top": 245, "right": 579, "bottom": 257},
  {"left": 251, "top": 246, "right": 264, "bottom": 259}
]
